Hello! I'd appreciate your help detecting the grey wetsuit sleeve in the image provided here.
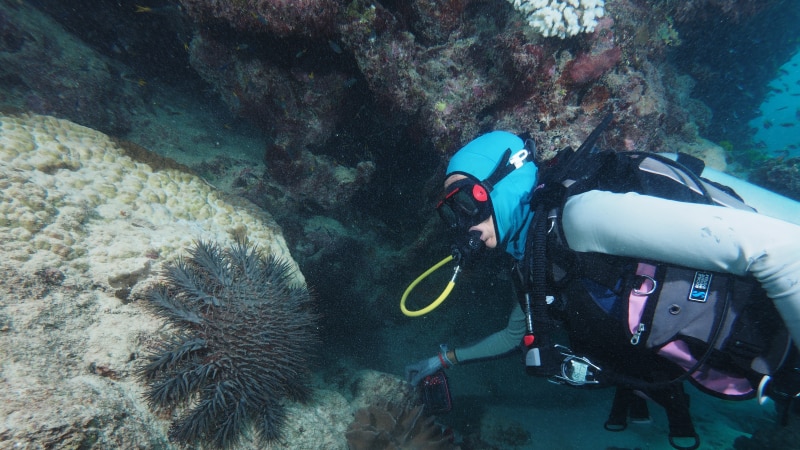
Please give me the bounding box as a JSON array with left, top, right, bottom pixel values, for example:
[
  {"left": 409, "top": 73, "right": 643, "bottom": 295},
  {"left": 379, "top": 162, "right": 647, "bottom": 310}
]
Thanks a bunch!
[{"left": 454, "top": 303, "right": 526, "bottom": 363}]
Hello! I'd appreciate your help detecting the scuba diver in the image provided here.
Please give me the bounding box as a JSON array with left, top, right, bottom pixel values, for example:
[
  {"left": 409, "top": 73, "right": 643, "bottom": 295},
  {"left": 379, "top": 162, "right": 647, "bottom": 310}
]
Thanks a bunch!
[{"left": 402, "top": 115, "right": 800, "bottom": 450}]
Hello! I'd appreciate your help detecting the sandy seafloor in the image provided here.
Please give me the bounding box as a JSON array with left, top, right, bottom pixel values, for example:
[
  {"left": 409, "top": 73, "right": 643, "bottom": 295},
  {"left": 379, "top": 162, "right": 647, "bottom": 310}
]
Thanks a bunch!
[
  {"left": 111, "top": 82, "right": 787, "bottom": 450},
  {"left": 443, "top": 357, "right": 777, "bottom": 449}
]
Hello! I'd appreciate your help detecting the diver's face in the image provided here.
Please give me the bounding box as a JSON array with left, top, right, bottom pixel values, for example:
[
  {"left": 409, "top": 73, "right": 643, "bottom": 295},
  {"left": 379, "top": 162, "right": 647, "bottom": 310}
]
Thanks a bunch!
[{"left": 444, "top": 175, "right": 497, "bottom": 249}]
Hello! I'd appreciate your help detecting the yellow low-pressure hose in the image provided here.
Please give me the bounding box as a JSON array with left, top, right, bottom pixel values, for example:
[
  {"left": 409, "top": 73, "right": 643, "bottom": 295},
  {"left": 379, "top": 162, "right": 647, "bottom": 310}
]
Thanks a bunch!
[{"left": 400, "top": 254, "right": 460, "bottom": 317}]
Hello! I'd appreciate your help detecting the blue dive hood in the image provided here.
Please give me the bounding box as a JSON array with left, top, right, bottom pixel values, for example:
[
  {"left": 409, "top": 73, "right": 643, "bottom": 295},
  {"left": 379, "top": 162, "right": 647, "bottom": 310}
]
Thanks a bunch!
[{"left": 446, "top": 131, "right": 538, "bottom": 260}]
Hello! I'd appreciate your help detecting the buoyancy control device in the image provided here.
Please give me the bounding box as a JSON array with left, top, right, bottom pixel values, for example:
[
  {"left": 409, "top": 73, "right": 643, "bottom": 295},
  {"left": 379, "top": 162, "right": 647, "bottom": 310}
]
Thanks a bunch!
[{"left": 517, "top": 112, "right": 797, "bottom": 450}]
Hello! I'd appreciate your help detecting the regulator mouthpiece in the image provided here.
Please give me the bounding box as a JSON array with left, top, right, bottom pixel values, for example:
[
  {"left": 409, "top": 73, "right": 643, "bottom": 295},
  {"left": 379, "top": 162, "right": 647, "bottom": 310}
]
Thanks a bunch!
[{"left": 452, "top": 230, "right": 484, "bottom": 267}]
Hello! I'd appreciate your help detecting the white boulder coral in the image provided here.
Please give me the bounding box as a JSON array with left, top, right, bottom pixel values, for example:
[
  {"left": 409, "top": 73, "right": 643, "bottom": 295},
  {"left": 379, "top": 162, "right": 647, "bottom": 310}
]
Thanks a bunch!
[
  {"left": 0, "top": 113, "right": 301, "bottom": 287},
  {"left": 510, "top": 0, "right": 605, "bottom": 38}
]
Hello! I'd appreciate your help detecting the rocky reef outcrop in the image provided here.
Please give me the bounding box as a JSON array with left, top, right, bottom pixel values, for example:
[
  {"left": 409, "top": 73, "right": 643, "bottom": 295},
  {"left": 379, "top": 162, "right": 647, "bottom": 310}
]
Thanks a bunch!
[{"left": 0, "top": 113, "right": 408, "bottom": 449}]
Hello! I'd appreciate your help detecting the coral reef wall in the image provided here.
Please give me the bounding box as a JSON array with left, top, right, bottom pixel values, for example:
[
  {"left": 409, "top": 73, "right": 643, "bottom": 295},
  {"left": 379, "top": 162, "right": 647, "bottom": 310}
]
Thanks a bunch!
[
  {"left": 148, "top": 0, "right": 732, "bottom": 161},
  {"left": 16, "top": 0, "right": 795, "bottom": 177},
  {"left": 12, "top": 0, "right": 796, "bottom": 376},
  {"left": 22, "top": 0, "right": 791, "bottom": 168},
  {"left": 3, "top": 1, "right": 800, "bottom": 447}
]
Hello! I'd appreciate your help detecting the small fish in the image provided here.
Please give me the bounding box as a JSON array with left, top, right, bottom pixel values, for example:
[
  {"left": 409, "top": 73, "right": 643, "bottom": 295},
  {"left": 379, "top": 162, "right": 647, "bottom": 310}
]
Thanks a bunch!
[
  {"left": 779, "top": 123, "right": 796, "bottom": 127},
  {"left": 135, "top": 4, "right": 180, "bottom": 15},
  {"left": 328, "top": 40, "right": 343, "bottom": 54},
  {"left": 121, "top": 74, "right": 147, "bottom": 87},
  {"left": 763, "top": 120, "right": 773, "bottom": 129}
]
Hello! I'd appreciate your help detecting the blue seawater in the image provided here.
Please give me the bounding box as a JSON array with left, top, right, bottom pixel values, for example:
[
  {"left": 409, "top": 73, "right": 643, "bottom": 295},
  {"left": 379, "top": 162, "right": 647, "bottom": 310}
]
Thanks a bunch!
[{"left": 750, "top": 46, "right": 800, "bottom": 157}]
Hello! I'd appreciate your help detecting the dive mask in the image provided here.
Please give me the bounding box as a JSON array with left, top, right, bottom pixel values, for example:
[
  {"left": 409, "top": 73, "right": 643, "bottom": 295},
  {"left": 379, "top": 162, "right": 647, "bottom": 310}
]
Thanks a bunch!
[{"left": 436, "top": 178, "right": 492, "bottom": 231}]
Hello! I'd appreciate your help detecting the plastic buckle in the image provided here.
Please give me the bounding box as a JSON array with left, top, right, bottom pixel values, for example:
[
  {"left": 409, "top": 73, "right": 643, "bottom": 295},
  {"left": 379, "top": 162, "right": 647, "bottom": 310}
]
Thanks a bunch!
[{"left": 508, "top": 149, "right": 530, "bottom": 169}]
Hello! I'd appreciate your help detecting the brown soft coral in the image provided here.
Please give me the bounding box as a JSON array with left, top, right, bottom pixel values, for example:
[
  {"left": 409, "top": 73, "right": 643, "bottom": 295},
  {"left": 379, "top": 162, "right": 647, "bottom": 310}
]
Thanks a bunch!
[{"left": 346, "top": 401, "right": 460, "bottom": 450}]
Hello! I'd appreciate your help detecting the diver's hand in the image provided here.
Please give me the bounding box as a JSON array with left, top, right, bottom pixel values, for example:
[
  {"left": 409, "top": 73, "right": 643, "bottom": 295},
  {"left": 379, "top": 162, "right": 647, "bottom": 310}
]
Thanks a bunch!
[{"left": 405, "top": 355, "right": 443, "bottom": 386}]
